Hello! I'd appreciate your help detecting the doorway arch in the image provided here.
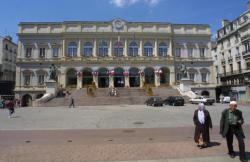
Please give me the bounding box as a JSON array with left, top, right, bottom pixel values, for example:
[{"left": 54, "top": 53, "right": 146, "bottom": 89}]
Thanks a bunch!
[
  {"left": 82, "top": 68, "right": 93, "bottom": 87},
  {"left": 129, "top": 67, "right": 140, "bottom": 87},
  {"left": 98, "top": 68, "right": 109, "bottom": 88},
  {"left": 22, "top": 94, "right": 32, "bottom": 107},
  {"left": 201, "top": 90, "right": 210, "bottom": 97},
  {"left": 159, "top": 67, "right": 170, "bottom": 85},
  {"left": 144, "top": 67, "right": 155, "bottom": 85},
  {"left": 114, "top": 67, "right": 125, "bottom": 87},
  {"left": 66, "top": 68, "right": 77, "bottom": 88}
]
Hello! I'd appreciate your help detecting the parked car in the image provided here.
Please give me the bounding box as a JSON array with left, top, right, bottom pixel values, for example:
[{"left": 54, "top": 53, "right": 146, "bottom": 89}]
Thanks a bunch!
[
  {"left": 189, "top": 96, "right": 215, "bottom": 105},
  {"left": 220, "top": 96, "right": 231, "bottom": 103},
  {"left": 164, "top": 96, "right": 185, "bottom": 106},
  {"left": 145, "top": 96, "right": 164, "bottom": 107}
]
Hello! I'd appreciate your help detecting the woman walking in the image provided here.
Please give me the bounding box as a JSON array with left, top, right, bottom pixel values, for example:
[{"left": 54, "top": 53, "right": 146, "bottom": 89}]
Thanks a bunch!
[{"left": 193, "top": 103, "right": 212, "bottom": 148}]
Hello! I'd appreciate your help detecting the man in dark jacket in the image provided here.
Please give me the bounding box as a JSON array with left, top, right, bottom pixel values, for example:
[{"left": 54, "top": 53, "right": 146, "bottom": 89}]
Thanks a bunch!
[{"left": 220, "top": 101, "right": 248, "bottom": 162}]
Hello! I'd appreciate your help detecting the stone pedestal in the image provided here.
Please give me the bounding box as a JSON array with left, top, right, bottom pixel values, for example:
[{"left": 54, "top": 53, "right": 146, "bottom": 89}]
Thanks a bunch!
[
  {"left": 180, "top": 78, "right": 193, "bottom": 92},
  {"left": 45, "top": 80, "right": 58, "bottom": 96}
]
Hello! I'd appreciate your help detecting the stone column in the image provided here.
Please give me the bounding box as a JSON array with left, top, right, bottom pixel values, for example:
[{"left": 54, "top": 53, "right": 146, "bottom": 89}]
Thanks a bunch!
[
  {"left": 139, "top": 39, "right": 143, "bottom": 57},
  {"left": 169, "top": 71, "right": 175, "bottom": 86},
  {"left": 78, "top": 40, "right": 81, "bottom": 57},
  {"left": 140, "top": 73, "right": 144, "bottom": 88},
  {"left": 125, "top": 76, "right": 129, "bottom": 87},
  {"left": 108, "top": 39, "right": 112, "bottom": 57},
  {"left": 93, "top": 39, "right": 97, "bottom": 57},
  {"left": 62, "top": 39, "right": 66, "bottom": 57},
  {"left": 124, "top": 39, "right": 128, "bottom": 57},
  {"left": 154, "top": 39, "right": 158, "bottom": 57},
  {"left": 76, "top": 71, "right": 82, "bottom": 89},
  {"left": 34, "top": 43, "right": 38, "bottom": 59},
  {"left": 61, "top": 72, "right": 66, "bottom": 88},
  {"left": 169, "top": 39, "right": 173, "bottom": 56},
  {"left": 154, "top": 72, "right": 160, "bottom": 87},
  {"left": 93, "top": 75, "right": 98, "bottom": 88},
  {"left": 109, "top": 75, "right": 114, "bottom": 88},
  {"left": 15, "top": 66, "right": 21, "bottom": 88}
]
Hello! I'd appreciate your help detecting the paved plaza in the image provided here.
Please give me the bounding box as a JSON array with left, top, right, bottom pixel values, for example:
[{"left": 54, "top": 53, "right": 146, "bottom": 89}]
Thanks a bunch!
[{"left": 0, "top": 103, "right": 249, "bottom": 162}]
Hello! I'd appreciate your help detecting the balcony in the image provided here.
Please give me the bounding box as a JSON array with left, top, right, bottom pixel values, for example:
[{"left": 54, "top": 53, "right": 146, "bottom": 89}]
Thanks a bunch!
[
  {"left": 221, "top": 58, "right": 226, "bottom": 65},
  {"left": 17, "top": 56, "right": 175, "bottom": 64},
  {"left": 228, "top": 56, "right": 233, "bottom": 63},
  {"left": 220, "top": 69, "right": 250, "bottom": 78},
  {"left": 242, "top": 50, "right": 250, "bottom": 59}
]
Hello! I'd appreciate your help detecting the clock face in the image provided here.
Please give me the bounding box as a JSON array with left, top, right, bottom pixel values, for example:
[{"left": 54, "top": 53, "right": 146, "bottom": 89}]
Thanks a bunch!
[{"left": 113, "top": 19, "right": 124, "bottom": 30}]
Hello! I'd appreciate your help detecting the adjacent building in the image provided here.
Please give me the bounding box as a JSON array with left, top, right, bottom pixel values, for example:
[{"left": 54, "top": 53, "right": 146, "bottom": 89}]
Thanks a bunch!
[
  {"left": 0, "top": 36, "right": 17, "bottom": 95},
  {"left": 15, "top": 19, "right": 215, "bottom": 106},
  {"left": 212, "top": 2, "right": 250, "bottom": 102}
]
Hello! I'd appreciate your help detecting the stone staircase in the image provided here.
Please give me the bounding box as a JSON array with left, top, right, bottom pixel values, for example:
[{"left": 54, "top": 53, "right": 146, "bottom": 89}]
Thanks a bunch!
[{"left": 41, "top": 86, "right": 188, "bottom": 107}]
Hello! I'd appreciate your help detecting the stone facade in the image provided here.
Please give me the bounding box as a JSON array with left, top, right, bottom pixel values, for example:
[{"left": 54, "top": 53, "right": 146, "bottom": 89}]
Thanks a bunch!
[
  {"left": 212, "top": 3, "right": 250, "bottom": 102},
  {"left": 15, "top": 19, "right": 215, "bottom": 104},
  {"left": 0, "top": 36, "right": 17, "bottom": 82}
]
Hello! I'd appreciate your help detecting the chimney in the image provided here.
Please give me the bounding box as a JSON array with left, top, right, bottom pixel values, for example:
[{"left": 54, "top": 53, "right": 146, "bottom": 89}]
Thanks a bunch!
[
  {"left": 247, "top": 1, "right": 250, "bottom": 10},
  {"left": 5, "top": 36, "right": 12, "bottom": 42},
  {"left": 222, "top": 19, "right": 230, "bottom": 27}
]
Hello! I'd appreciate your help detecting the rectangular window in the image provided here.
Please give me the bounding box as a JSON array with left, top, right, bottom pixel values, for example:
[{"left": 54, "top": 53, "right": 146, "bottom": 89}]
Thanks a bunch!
[
  {"left": 247, "top": 62, "right": 250, "bottom": 70},
  {"left": 52, "top": 47, "right": 59, "bottom": 57},
  {"left": 38, "top": 75, "right": 45, "bottom": 85},
  {"left": 188, "top": 48, "right": 193, "bottom": 58},
  {"left": 25, "top": 48, "right": 32, "bottom": 58},
  {"left": 39, "top": 48, "right": 46, "bottom": 58},
  {"left": 223, "top": 66, "right": 226, "bottom": 75},
  {"left": 24, "top": 75, "right": 31, "bottom": 85},
  {"left": 200, "top": 48, "right": 205, "bottom": 57},
  {"left": 238, "top": 62, "right": 242, "bottom": 72},
  {"left": 230, "top": 64, "right": 233, "bottom": 74},
  {"left": 175, "top": 48, "right": 181, "bottom": 57},
  {"left": 201, "top": 73, "right": 207, "bottom": 82},
  {"left": 189, "top": 73, "right": 195, "bottom": 80}
]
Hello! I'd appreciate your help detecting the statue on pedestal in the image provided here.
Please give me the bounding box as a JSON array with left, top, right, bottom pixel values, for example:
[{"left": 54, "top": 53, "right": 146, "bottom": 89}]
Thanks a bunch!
[{"left": 179, "top": 63, "right": 188, "bottom": 79}]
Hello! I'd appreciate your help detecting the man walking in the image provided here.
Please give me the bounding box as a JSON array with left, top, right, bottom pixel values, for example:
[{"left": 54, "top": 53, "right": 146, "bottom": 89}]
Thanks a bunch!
[
  {"left": 69, "top": 95, "right": 75, "bottom": 108},
  {"left": 220, "top": 101, "right": 248, "bottom": 162},
  {"left": 6, "top": 99, "right": 15, "bottom": 118}
]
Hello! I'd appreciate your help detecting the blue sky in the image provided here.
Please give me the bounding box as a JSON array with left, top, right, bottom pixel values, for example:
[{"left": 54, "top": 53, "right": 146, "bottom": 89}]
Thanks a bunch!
[{"left": 0, "top": 0, "right": 249, "bottom": 42}]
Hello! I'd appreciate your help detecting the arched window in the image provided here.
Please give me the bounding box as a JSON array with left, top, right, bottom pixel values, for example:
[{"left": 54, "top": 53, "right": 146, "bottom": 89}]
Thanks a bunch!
[
  {"left": 83, "top": 42, "right": 93, "bottom": 57},
  {"left": 158, "top": 42, "right": 168, "bottom": 56},
  {"left": 67, "top": 42, "right": 77, "bottom": 57},
  {"left": 144, "top": 42, "right": 153, "bottom": 57},
  {"left": 98, "top": 41, "right": 108, "bottom": 57},
  {"left": 113, "top": 41, "right": 123, "bottom": 57},
  {"left": 128, "top": 41, "right": 138, "bottom": 57}
]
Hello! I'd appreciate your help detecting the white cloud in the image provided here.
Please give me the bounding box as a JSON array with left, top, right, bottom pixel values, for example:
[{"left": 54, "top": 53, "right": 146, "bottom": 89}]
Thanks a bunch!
[
  {"left": 144, "top": 0, "right": 160, "bottom": 6},
  {"left": 110, "top": 0, "right": 160, "bottom": 7},
  {"left": 110, "top": 0, "right": 140, "bottom": 7}
]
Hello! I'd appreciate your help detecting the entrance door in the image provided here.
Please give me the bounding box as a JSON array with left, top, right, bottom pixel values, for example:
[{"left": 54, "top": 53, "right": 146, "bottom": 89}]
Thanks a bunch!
[
  {"left": 114, "top": 68, "right": 125, "bottom": 87},
  {"left": 98, "top": 68, "right": 109, "bottom": 88},
  {"left": 129, "top": 67, "right": 140, "bottom": 87}
]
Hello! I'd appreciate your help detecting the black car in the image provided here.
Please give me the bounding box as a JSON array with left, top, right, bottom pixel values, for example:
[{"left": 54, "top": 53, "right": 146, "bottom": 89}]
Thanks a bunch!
[
  {"left": 164, "top": 96, "right": 185, "bottom": 106},
  {"left": 145, "top": 96, "right": 164, "bottom": 107}
]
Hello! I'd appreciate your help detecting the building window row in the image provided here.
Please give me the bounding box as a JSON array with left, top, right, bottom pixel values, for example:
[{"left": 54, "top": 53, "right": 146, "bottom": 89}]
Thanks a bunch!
[
  {"left": 175, "top": 47, "right": 206, "bottom": 58},
  {"left": 177, "top": 73, "right": 208, "bottom": 83}
]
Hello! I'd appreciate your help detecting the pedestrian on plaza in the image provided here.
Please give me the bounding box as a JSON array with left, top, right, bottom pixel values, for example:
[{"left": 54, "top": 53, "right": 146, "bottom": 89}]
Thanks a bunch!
[
  {"left": 69, "top": 95, "right": 75, "bottom": 108},
  {"left": 6, "top": 99, "right": 15, "bottom": 118},
  {"left": 220, "top": 101, "right": 248, "bottom": 162},
  {"left": 193, "top": 103, "right": 212, "bottom": 148}
]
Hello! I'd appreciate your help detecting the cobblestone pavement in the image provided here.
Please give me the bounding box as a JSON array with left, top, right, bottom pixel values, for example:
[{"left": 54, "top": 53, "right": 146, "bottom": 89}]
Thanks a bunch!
[
  {"left": 0, "top": 126, "right": 250, "bottom": 162},
  {"left": 0, "top": 104, "right": 249, "bottom": 162}
]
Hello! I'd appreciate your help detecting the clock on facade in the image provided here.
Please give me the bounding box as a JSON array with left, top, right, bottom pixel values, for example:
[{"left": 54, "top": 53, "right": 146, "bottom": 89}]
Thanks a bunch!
[{"left": 113, "top": 19, "right": 125, "bottom": 30}]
